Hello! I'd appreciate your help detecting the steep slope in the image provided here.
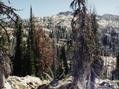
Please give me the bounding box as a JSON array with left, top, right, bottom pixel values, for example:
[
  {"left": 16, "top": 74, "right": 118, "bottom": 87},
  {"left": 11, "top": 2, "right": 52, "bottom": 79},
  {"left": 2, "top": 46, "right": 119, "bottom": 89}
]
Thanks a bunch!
[
  {"left": 24, "top": 12, "right": 119, "bottom": 56},
  {"left": 9, "top": 11, "right": 119, "bottom": 55}
]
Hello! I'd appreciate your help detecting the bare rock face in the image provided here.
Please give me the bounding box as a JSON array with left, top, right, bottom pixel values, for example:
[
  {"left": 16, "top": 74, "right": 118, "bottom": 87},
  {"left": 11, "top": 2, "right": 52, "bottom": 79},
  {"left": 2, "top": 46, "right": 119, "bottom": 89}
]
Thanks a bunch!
[
  {"left": 0, "top": 50, "right": 12, "bottom": 77},
  {"left": 0, "top": 50, "right": 12, "bottom": 89},
  {"left": 3, "top": 56, "right": 12, "bottom": 78},
  {"left": 101, "top": 56, "right": 117, "bottom": 78}
]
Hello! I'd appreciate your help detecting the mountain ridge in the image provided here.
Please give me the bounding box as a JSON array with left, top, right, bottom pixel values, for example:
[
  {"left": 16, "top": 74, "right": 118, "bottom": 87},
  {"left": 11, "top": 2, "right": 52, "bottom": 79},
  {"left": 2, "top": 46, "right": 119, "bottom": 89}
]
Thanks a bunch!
[
  {"left": 9, "top": 11, "right": 119, "bottom": 56},
  {"left": 22, "top": 11, "right": 119, "bottom": 29}
]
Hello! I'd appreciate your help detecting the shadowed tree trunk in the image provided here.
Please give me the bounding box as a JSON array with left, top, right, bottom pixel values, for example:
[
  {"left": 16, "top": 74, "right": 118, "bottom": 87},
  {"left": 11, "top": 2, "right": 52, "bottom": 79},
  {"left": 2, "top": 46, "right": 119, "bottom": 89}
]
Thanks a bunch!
[
  {"left": 0, "top": 54, "right": 4, "bottom": 89},
  {"left": 117, "top": 53, "right": 119, "bottom": 80},
  {"left": 90, "top": 70, "right": 95, "bottom": 89}
]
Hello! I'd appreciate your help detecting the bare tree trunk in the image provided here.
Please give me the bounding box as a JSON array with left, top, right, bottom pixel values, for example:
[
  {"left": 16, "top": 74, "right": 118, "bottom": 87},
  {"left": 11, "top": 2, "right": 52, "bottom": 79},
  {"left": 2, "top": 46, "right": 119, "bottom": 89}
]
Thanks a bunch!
[
  {"left": 72, "top": 60, "right": 91, "bottom": 89},
  {"left": 86, "top": 73, "right": 91, "bottom": 89},
  {"left": 90, "top": 70, "right": 95, "bottom": 89},
  {"left": 0, "top": 56, "right": 3, "bottom": 89},
  {"left": 0, "top": 72, "right": 3, "bottom": 89}
]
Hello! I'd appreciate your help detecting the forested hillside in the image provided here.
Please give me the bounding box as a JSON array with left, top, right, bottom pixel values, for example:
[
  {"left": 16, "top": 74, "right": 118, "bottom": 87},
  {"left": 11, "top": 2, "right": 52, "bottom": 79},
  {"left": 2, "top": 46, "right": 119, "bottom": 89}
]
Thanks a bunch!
[
  {"left": 9, "top": 12, "right": 119, "bottom": 56},
  {"left": 0, "top": 0, "right": 119, "bottom": 89}
]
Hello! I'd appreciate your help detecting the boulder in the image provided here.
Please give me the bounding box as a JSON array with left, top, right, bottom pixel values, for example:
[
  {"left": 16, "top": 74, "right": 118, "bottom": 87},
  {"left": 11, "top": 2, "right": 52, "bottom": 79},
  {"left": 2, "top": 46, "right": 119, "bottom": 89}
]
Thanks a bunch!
[
  {"left": 3, "top": 75, "right": 50, "bottom": 89},
  {"left": 0, "top": 50, "right": 12, "bottom": 89},
  {"left": 96, "top": 78, "right": 119, "bottom": 89},
  {"left": 3, "top": 75, "right": 119, "bottom": 89},
  {"left": 37, "top": 76, "right": 73, "bottom": 89}
]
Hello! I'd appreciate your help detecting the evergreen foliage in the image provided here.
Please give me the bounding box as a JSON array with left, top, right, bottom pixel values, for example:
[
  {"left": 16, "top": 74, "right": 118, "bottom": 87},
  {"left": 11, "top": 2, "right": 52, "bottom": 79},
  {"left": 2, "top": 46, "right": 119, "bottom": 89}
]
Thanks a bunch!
[
  {"left": 25, "top": 7, "right": 36, "bottom": 75},
  {"left": 13, "top": 17, "right": 25, "bottom": 76},
  {"left": 13, "top": 7, "right": 36, "bottom": 76},
  {"left": 89, "top": 13, "right": 103, "bottom": 89},
  {"left": 59, "top": 46, "right": 69, "bottom": 78},
  {"left": 70, "top": 0, "right": 102, "bottom": 89},
  {"left": 0, "top": 0, "right": 18, "bottom": 88}
]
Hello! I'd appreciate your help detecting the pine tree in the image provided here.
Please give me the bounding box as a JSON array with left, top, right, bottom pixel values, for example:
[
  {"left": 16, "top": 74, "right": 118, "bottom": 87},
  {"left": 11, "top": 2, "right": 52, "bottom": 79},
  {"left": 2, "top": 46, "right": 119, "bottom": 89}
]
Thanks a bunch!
[
  {"left": 50, "top": 33, "right": 57, "bottom": 79},
  {"left": 13, "top": 17, "right": 24, "bottom": 76},
  {"left": 25, "top": 7, "right": 36, "bottom": 75},
  {"left": 70, "top": 0, "right": 99, "bottom": 89},
  {"left": 25, "top": 31, "right": 34, "bottom": 75},
  {"left": 89, "top": 12, "right": 103, "bottom": 89},
  {"left": 34, "top": 25, "right": 53, "bottom": 79},
  {"left": 59, "top": 46, "right": 69, "bottom": 78},
  {"left": 26, "top": 7, "right": 53, "bottom": 78}
]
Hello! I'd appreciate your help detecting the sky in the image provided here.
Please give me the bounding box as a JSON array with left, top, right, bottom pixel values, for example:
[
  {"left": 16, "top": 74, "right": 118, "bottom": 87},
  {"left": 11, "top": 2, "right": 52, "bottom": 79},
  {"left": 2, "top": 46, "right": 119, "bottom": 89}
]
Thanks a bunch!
[{"left": 4, "top": 0, "right": 119, "bottom": 19}]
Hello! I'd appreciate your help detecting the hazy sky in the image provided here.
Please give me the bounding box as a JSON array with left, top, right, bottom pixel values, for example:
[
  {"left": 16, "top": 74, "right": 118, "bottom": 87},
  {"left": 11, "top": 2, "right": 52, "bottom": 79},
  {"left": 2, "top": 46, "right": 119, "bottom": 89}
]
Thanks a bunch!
[{"left": 5, "top": 0, "right": 119, "bottom": 19}]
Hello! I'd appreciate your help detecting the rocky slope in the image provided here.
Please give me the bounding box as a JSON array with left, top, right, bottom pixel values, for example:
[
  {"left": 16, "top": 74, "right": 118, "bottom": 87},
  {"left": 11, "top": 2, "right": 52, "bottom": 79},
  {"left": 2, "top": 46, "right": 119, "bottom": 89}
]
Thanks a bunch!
[
  {"left": 22, "top": 12, "right": 119, "bottom": 55},
  {"left": 22, "top": 12, "right": 119, "bottom": 34},
  {"left": 3, "top": 76, "right": 50, "bottom": 89},
  {"left": 2, "top": 56, "right": 117, "bottom": 89},
  {"left": 8, "top": 11, "right": 119, "bottom": 56},
  {"left": 23, "top": 12, "right": 119, "bottom": 29},
  {"left": 3, "top": 75, "right": 119, "bottom": 89}
]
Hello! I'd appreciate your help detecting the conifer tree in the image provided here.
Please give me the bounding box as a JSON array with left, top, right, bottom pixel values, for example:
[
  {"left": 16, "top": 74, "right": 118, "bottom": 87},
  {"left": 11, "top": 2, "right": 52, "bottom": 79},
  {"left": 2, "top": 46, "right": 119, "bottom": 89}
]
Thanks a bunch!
[
  {"left": 87, "top": 13, "right": 103, "bottom": 89},
  {"left": 13, "top": 17, "right": 24, "bottom": 76},
  {"left": 34, "top": 25, "right": 53, "bottom": 78},
  {"left": 26, "top": 7, "right": 53, "bottom": 78},
  {"left": 26, "top": 7, "right": 36, "bottom": 75},
  {"left": 50, "top": 34, "right": 57, "bottom": 79},
  {"left": 70, "top": 0, "right": 99, "bottom": 89},
  {"left": 59, "top": 46, "right": 69, "bottom": 78}
]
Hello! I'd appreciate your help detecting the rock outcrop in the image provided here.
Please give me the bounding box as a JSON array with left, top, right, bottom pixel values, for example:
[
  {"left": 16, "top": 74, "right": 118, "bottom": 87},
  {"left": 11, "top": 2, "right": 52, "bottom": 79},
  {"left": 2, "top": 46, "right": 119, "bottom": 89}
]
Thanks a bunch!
[
  {"left": 37, "top": 76, "right": 73, "bottom": 89},
  {"left": 3, "top": 75, "right": 50, "bottom": 89},
  {"left": 37, "top": 76, "right": 119, "bottom": 89},
  {"left": 101, "top": 56, "right": 117, "bottom": 78},
  {"left": 8, "top": 12, "right": 119, "bottom": 56},
  {"left": 21, "top": 12, "right": 119, "bottom": 56},
  {"left": 0, "top": 50, "right": 12, "bottom": 89},
  {"left": 95, "top": 78, "right": 119, "bottom": 89},
  {"left": 3, "top": 75, "right": 119, "bottom": 89}
]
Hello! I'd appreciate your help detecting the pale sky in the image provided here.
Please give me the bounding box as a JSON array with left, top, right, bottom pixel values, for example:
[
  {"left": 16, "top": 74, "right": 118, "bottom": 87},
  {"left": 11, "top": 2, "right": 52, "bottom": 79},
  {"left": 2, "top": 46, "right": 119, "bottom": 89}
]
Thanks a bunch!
[{"left": 4, "top": 0, "right": 119, "bottom": 19}]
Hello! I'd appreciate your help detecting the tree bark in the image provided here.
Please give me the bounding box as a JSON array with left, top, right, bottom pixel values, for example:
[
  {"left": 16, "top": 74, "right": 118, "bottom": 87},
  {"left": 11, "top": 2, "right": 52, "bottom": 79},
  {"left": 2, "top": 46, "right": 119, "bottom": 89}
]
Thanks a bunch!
[
  {"left": 72, "top": 60, "right": 91, "bottom": 89},
  {"left": 90, "top": 70, "right": 95, "bottom": 89},
  {"left": 86, "top": 73, "right": 91, "bottom": 89},
  {"left": 0, "top": 56, "right": 3, "bottom": 89}
]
